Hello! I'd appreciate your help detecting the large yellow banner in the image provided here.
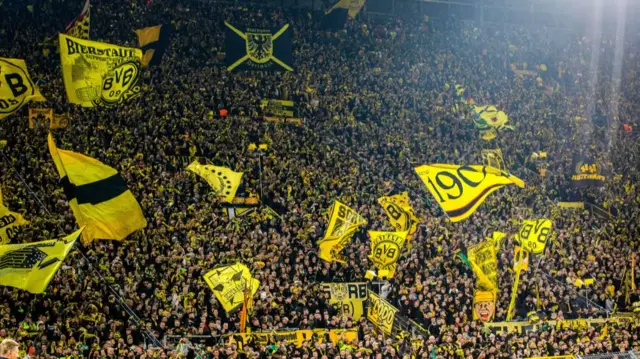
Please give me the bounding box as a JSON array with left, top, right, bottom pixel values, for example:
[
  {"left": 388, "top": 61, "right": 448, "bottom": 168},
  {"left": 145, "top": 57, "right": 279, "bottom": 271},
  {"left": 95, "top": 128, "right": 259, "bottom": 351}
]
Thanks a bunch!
[
  {"left": 367, "top": 291, "right": 398, "bottom": 334},
  {"left": 0, "top": 58, "right": 45, "bottom": 120},
  {"left": 317, "top": 201, "right": 367, "bottom": 263},
  {"left": 319, "top": 282, "right": 368, "bottom": 319},
  {"left": 59, "top": 34, "right": 142, "bottom": 107},
  {"left": 415, "top": 164, "right": 524, "bottom": 222},
  {"left": 515, "top": 219, "right": 553, "bottom": 255}
]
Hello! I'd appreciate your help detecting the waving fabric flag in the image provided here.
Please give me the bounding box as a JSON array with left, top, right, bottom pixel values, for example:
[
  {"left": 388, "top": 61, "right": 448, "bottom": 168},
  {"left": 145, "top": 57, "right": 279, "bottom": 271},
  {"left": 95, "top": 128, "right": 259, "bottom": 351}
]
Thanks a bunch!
[
  {"left": 317, "top": 201, "right": 367, "bottom": 263},
  {"left": 203, "top": 263, "right": 260, "bottom": 313},
  {"left": 0, "top": 228, "right": 83, "bottom": 293},
  {"left": 48, "top": 134, "right": 147, "bottom": 244},
  {"left": 415, "top": 164, "right": 524, "bottom": 222}
]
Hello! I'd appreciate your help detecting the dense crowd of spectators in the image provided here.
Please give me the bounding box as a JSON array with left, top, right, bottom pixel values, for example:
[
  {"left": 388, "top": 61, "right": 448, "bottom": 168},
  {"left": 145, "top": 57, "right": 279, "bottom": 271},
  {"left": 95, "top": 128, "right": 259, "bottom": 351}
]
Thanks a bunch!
[{"left": 1, "top": 0, "right": 639, "bottom": 358}]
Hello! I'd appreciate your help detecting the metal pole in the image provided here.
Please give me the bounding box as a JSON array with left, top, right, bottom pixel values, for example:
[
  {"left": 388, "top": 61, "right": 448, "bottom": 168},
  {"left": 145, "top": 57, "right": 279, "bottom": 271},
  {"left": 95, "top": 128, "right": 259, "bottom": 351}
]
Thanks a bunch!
[{"left": 258, "top": 151, "right": 264, "bottom": 200}]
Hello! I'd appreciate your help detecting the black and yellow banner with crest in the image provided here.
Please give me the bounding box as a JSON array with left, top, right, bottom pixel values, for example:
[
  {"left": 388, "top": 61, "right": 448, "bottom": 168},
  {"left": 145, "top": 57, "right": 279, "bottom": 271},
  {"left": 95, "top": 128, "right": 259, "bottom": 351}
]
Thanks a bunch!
[
  {"left": 570, "top": 154, "right": 606, "bottom": 187},
  {"left": 319, "top": 282, "right": 368, "bottom": 319},
  {"left": 1, "top": 58, "right": 45, "bottom": 120},
  {"left": 59, "top": 34, "right": 143, "bottom": 107},
  {"left": 514, "top": 219, "right": 552, "bottom": 255},
  {"left": 368, "top": 230, "right": 407, "bottom": 279},
  {"left": 224, "top": 22, "right": 293, "bottom": 72}
]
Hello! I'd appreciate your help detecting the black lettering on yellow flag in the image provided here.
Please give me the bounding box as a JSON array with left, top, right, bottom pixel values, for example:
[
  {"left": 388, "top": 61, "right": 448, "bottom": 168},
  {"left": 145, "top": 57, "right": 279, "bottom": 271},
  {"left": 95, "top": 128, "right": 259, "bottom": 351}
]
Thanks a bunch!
[
  {"left": 48, "top": 133, "right": 147, "bottom": 244},
  {"left": 59, "top": 34, "right": 143, "bottom": 107},
  {"left": 0, "top": 227, "right": 82, "bottom": 293},
  {"left": 320, "top": 282, "right": 368, "bottom": 319},
  {"left": 317, "top": 200, "right": 367, "bottom": 263},
  {"left": 368, "top": 230, "right": 407, "bottom": 279},
  {"left": 377, "top": 192, "right": 419, "bottom": 237},
  {"left": 367, "top": 291, "right": 398, "bottom": 334},
  {"left": 1, "top": 58, "right": 45, "bottom": 120},
  {"left": 415, "top": 164, "right": 524, "bottom": 222},
  {"left": 515, "top": 219, "right": 552, "bottom": 255},
  {"left": 135, "top": 25, "right": 172, "bottom": 68},
  {"left": 225, "top": 22, "right": 293, "bottom": 72}
]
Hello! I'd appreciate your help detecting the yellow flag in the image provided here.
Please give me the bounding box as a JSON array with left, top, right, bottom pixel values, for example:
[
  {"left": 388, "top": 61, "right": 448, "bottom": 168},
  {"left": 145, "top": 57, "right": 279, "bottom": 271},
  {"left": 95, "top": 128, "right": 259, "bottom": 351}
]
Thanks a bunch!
[
  {"left": 0, "top": 228, "right": 83, "bottom": 293},
  {"left": 367, "top": 291, "right": 398, "bottom": 334},
  {"left": 472, "top": 290, "right": 496, "bottom": 322},
  {"left": 319, "top": 282, "right": 368, "bottom": 319},
  {"left": 59, "top": 34, "right": 143, "bottom": 107},
  {"left": 0, "top": 58, "right": 45, "bottom": 120},
  {"left": 368, "top": 230, "right": 407, "bottom": 279},
  {"left": 317, "top": 201, "right": 367, "bottom": 263},
  {"left": 487, "top": 231, "right": 506, "bottom": 251},
  {"left": 203, "top": 263, "right": 260, "bottom": 313},
  {"left": 0, "top": 189, "right": 29, "bottom": 244},
  {"left": 48, "top": 134, "right": 147, "bottom": 244},
  {"left": 480, "top": 129, "right": 497, "bottom": 141},
  {"left": 377, "top": 192, "right": 419, "bottom": 237},
  {"left": 513, "top": 246, "right": 529, "bottom": 271},
  {"left": 415, "top": 164, "right": 524, "bottom": 222},
  {"left": 515, "top": 219, "right": 553, "bottom": 254},
  {"left": 467, "top": 241, "right": 498, "bottom": 291},
  {"left": 473, "top": 105, "right": 509, "bottom": 129},
  {"left": 186, "top": 161, "right": 243, "bottom": 203},
  {"left": 481, "top": 149, "right": 505, "bottom": 171},
  {"left": 329, "top": 0, "right": 366, "bottom": 18}
]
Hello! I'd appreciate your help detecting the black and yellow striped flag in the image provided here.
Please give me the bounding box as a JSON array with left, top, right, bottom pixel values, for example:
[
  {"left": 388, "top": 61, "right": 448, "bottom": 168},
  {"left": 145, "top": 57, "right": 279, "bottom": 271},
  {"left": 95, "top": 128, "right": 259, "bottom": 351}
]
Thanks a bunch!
[
  {"left": 135, "top": 24, "right": 173, "bottom": 68},
  {"left": 47, "top": 134, "right": 147, "bottom": 244}
]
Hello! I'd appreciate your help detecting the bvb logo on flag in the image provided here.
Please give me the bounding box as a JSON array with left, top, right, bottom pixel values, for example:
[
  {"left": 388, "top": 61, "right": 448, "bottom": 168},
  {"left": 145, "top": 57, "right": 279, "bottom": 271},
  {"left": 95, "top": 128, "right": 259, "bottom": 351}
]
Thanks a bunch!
[
  {"left": 100, "top": 60, "right": 141, "bottom": 105},
  {"left": 246, "top": 31, "right": 273, "bottom": 63},
  {"left": 371, "top": 234, "right": 401, "bottom": 268},
  {"left": 329, "top": 283, "right": 348, "bottom": 301}
]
